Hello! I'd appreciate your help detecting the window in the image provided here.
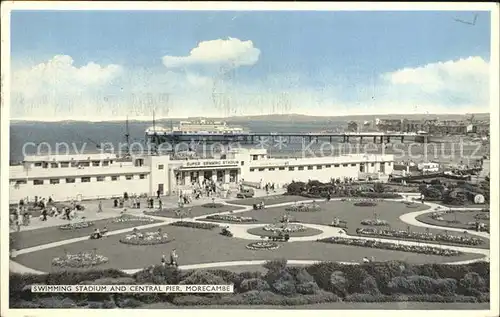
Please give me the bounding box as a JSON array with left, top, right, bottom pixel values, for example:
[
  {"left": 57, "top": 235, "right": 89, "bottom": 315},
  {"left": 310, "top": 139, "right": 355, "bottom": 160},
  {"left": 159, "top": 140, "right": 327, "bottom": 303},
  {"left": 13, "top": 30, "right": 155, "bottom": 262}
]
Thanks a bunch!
[
  {"left": 139, "top": 174, "right": 146, "bottom": 179},
  {"left": 158, "top": 164, "right": 164, "bottom": 170},
  {"left": 351, "top": 163, "right": 356, "bottom": 167},
  {"left": 33, "top": 179, "right": 44, "bottom": 185},
  {"left": 252, "top": 155, "right": 258, "bottom": 161},
  {"left": 125, "top": 175, "right": 133, "bottom": 180},
  {"left": 96, "top": 176, "right": 105, "bottom": 182},
  {"left": 387, "top": 162, "right": 392, "bottom": 166},
  {"left": 268, "top": 167, "right": 275, "bottom": 171},
  {"left": 92, "top": 161, "right": 100, "bottom": 166},
  {"left": 81, "top": 177, "right": 91, "bottom": 183},
  {"left": 50, "top": 179, "right": 60, "bottom": 185},
  {"left": 102, "top": 161, "right": 110, "bottom": 166},
  {"left": 34, "top": 162, "right": 42, "bottom": 167},
  {"left": 334, "top": 164, "right": 340, "bottom": 167},
  {"left": 279, "top": 167, "right": 285, "bottom": 170},
  {"left": 317, "top": 165, "right": 322, "bottom": 170},
  {"left": 250, "top": 168, "right": 255, "bottom": 172},
  {"left": 71, "top": 161, "right": 78, "bottom": 167},
  {"left": 308, "top": 166, "right": 314, "bottom": 170},
  {"left": 241, "top": 161, "right": 245, "bottom": 166},
  {"left": 325, "top": 164, "right": 331, "bottom": 168},
  {"left": 343, "top": 164, "right": 348, "bottom": 167},
  {"left": 80, "top": 162, "right": 90, "bottom": 167},
  {"left": 16, "top": 180, "right": 27, "bottom": 185},
  {"left": 60, "top": 162, "right": 69, "bottom": 168},
  {"left": 111, "top": 176, "right": 119, "bottom": 181},
  {"left": 50, "top": 163, "right": 58, "bottom": 168},
  {"left": 298, "top": 166, "right": 304, "bottom": 170},
  {"left": 288, "top": 167, "right": 295, "bottom": 171},
  {"left": 371, "top": 163, "right": 375, "bottom": 167},
  {"left": 66, "top": 178, "right": 76, "bottom": 183},
  {"left": 258, "top": 168, "right": 265, "bottom": 171}
]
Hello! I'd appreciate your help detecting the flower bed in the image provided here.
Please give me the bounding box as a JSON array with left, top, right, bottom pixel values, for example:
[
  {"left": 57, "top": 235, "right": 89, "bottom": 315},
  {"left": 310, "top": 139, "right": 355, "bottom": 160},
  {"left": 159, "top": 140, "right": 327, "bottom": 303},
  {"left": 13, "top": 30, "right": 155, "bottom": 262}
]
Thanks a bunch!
[
  {"left": 263, "top": 223, "right": 307, "bottom": 233},
  {"left": 59, "top": 221, "right": 94, "bottom": 230},
  {"left": 246, "top": 241, "right": 280, "bottom": 250},
  {"left": 201, "top": 203, "right": 224, "bottom": 208},
  {"left": 205, "top": 215, "right": 257, "bottom": 223},
  {"left": 317, "top": 237, "right": 462, "bottom": 256},
  {"left": 169, "top": 221, "right": 220, "bottom": 230},
  {"left": 354, "top": 201, "right": 377, "bottom": 207},
  {"left": 120, "top": 230, "right": 171, "bottom": 245},
  {"left": 360, "top": 219, "right": 389, "bottom": 226},
  {"left": 112, "top": 215, "right": 156, "bottom": 223},
  {"left": 474, "top": 213, "right": 490, "bottom": 220},
  {"left": 355, "top": 228, "right": 484, "bottom": 246},
  {"left": 404, "top": 202, "right": 420, "bottom": 208},
  {"left": 52, "top": 251, "right": 108, "bottom": 268},
  {"left": 285, "top": 203, "right": 321, "bottom": 212}
]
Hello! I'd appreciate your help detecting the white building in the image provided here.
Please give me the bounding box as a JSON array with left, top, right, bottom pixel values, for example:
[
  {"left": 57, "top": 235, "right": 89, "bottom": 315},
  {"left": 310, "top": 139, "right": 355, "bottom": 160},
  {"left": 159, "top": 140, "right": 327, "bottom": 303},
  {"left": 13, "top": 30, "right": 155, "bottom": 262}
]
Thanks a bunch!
[{"left": 9, "top": 149, "right": 395, "bottom": 203}]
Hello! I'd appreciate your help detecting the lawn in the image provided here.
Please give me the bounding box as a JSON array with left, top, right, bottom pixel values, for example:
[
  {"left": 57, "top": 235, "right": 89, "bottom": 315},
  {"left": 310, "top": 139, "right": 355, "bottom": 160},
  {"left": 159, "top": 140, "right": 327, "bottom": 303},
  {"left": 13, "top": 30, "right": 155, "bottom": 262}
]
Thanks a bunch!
[
  {"left": 227, "top": 195, "right": 310, "bottom": 206},
  {"left": 246, "top": 226, "right": 323, "bottom": 238},
  {"left": 13, "top": 224, "right": 483, "bottom": 273},
  {"left": 416, "top": 210, "right": 490, "bottom": 231},
  {"left": 143, "top": 204, "right": 241, "bottom": 218},
  {"left": 231, "top": 201, "right": 490, "bottom": 248},
  {"left": 10, "top": 216, "right": 163, "bottom": 249}
]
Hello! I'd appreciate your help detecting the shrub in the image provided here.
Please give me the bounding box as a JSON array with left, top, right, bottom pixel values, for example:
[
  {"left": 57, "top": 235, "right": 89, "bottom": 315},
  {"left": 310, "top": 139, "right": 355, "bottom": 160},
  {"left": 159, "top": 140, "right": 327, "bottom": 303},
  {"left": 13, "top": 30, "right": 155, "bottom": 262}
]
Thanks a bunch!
[
  {"left": 329, "top": 271, "right": 348, "bottom": 296},
  {"left": 239, "top": 278, "right": 270, "bottom": 292},
  {"left": 116, "top": 298, "right": 143, "bottom": 308},
  {"left": 294, "top": 267, "right": 315, "bottom": 284},
  {"left": 296, "top": 281, "right": 320, "bottom": 294},
  {"left": 360, "top": 275, "right": 380, "bottom": 295},
  {"left": 388, "top": 275, "right": 458, "bottom": 295},
  {"left": 263, "top": 259, "right": 288, "bottom": 272},
  {"left": 134, "top": 265, "right": 182, "bottom": 285},
  {"left": 169, "top": 221, "right": 219, "bottom": 230},
  {"left": 180, "top": 271, "right": 227, "bottom": 285},
  {"left": 460, "top": 272, "right": 486, "bottom": 289}
]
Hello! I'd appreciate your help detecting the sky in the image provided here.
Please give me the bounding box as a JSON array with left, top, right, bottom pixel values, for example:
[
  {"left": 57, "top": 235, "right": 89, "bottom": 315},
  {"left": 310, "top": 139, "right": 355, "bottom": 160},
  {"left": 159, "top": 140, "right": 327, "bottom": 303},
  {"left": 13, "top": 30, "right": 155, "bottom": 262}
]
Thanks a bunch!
[{"left": 9, "top": 9, "right": 492, "bottom": 121}]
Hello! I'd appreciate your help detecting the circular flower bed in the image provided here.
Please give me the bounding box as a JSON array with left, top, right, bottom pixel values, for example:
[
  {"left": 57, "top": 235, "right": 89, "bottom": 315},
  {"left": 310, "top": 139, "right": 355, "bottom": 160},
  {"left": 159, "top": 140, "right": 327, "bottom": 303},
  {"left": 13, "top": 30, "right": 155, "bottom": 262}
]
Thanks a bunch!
[
  {"left": 285, "top": 203, "right": 321, "bottom": 212},
  {"left": 120, "top": 229, "right": 171, "bottom": 245},
  {"left": 112, "top": 215, "right": 156, "bottom": 223},
  {"left": 263, "top": 223, "right": 306, "bottom": 233},
  {"left": 59, "top": 221, "right": 94, "bottom": 230},
  {"left": 52, "top": 251, "right": 108, "bottom": 268},
  {"left": 360, "top": 219, "right": 389, "bottom": 226},
  {"left": 246, "top": 241, "right": 280, "bottom": 250},
  {"left": 354, "top": 201, "right": 377, "bottom": 207}
]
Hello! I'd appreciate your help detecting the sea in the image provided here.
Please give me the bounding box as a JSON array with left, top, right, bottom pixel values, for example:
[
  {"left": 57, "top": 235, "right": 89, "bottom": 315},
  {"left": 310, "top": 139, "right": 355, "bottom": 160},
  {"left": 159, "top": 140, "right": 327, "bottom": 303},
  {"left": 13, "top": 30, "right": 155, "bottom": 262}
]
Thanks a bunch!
[{"left": 9, "top": 120, "right": 489, "bottom": 165}]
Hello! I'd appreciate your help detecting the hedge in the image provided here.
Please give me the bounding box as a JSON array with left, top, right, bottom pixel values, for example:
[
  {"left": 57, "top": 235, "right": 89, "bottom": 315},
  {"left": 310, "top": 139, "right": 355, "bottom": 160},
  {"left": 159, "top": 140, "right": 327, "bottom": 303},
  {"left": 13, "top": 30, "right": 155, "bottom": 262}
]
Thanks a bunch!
[{"left": 9, "top": 261, "right": 490, "bottom": 308}]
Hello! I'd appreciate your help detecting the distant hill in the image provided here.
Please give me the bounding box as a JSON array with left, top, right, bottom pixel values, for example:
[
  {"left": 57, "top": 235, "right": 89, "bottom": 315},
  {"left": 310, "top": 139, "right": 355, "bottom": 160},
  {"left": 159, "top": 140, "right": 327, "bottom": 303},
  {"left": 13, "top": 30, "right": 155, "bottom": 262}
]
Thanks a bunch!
[{"left": 10, "top": 113, "right": 490, "bottom": 124}]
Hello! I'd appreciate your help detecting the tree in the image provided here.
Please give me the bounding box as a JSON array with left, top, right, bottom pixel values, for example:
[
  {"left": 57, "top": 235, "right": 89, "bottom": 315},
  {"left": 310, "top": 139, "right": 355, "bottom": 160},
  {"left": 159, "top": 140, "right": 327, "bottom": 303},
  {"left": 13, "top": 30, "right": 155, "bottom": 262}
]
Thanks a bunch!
[{"left": 373, "top": 183, "right": 385, "bottom": 193}]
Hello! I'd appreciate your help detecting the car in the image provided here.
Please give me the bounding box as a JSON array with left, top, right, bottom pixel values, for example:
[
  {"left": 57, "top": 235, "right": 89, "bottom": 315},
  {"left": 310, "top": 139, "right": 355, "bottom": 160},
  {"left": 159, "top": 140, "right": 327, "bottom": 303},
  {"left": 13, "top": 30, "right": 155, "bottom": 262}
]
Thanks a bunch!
[{"left": 236, "top": 188, "right": 255, "bottom": 198}]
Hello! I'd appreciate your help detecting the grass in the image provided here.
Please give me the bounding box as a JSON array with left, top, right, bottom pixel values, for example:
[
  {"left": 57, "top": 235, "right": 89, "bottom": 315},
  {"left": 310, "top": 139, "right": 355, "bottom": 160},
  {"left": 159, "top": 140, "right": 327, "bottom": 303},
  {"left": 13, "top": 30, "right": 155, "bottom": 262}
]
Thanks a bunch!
[
  {"left": 13, "top": 224, "right": 484, "bottom": 273},
  {"left": 416, "top": 210, "right": 490, "bottom": 231},
  {"left": 10, "top": 216, "right": 163, "bottom": 249},
  {"left": 232, "top": 201, "right": 490, "bottom": 248},
  {"left": 227, "top": 194, "right": 310, "bottom": 206},
  {"left": 143, "top": 205, "right": 241, "bottom": 218},
  {"left": 246, "top": 226, "right": 323, "bottom": 238}
]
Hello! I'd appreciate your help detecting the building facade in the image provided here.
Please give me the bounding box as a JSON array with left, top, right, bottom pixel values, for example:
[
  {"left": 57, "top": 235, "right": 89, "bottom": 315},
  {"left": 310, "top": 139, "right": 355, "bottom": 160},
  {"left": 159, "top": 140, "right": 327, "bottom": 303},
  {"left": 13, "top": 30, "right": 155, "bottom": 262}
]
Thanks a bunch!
[{"left": 9, "top": 149, "right": 395, "bottom": 203}]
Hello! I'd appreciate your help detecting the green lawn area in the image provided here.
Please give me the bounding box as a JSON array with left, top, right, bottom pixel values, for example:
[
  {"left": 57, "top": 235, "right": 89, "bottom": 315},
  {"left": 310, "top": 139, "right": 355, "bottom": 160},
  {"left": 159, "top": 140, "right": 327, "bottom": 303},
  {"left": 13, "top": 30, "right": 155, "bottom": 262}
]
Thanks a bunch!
[
  {"left": 246, "top": 226, "right": 323, "bottom": 238},
  {"left": 143, "top": 205, "right": 241, "bottom": 218},
  {"left": 11, "top": 216, "right": 163, "bottom": 249},
  {"left": 416, "top": 210, "right": 490, "bottom": 231},
  {"left": 13, "top": 224, "right": 483, "bottom": 273},
  {"left": 232, "top": 201, "right": 490, "bottom": 248},
  {"left": 227, "top": 195, "right": 310, "bottom": 206}
]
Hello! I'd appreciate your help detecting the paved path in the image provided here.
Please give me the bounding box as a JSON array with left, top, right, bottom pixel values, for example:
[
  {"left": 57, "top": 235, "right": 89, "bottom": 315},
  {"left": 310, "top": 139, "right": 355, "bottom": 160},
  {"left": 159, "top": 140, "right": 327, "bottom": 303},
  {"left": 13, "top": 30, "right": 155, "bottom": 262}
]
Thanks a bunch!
[{"left": 9, "top": 194, "right": 490, "bottom": 275}]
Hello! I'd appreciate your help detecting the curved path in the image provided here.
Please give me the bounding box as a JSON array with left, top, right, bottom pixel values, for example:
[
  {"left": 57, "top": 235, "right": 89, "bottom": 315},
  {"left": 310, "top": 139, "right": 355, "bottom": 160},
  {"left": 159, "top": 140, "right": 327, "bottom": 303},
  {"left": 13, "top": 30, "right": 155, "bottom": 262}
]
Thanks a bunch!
[{"left": 9, "top": 194, "right": 490, "bottom": 275}]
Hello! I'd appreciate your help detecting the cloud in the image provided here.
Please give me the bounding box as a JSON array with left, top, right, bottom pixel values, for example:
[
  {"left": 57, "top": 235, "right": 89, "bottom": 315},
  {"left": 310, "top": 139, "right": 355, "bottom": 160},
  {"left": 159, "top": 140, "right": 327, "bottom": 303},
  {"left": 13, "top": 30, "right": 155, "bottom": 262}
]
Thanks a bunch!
[{"left": 162, "top": 37, "right": 261, "bottom": 69}]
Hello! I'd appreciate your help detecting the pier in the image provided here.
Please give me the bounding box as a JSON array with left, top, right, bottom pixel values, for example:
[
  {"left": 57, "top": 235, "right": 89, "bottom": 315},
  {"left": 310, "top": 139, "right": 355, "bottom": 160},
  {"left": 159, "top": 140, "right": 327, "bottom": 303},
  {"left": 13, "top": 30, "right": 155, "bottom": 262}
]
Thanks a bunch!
[{"left": 146, "top": 131, "right": 429, "bottom": 145}]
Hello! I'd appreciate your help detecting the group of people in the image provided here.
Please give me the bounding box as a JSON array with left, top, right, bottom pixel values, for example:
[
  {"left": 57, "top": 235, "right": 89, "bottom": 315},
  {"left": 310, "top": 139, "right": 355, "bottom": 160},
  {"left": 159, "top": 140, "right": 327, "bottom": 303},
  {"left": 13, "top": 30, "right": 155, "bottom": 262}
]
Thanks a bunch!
[
  {"left": 161, "top": 249, "right": 179, "bottom": 267},
  {"left": 263, "top": 182, "right": 276, "bottom": 195},
  {"left": 90, "top": 227, "right": 108, "bottom": 239}
]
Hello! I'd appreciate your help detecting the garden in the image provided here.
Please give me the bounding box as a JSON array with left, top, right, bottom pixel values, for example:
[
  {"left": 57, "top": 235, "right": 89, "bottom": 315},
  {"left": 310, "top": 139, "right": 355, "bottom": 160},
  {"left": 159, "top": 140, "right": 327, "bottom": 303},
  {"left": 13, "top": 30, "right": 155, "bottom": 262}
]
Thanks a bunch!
[
  {"left": 285, "top": 180, "right": 402, "bottom": 199},
  {"left": 416, "top": 209, "right": 490, "bottom": 233},
  {"left": 247, "top": 224, "right": 323, "bottom": 238},
  {"left": 10, "top": 215, "right": 163, "bottom": 249},
  {"left": 10, "top": 260, "right": 490, "bottom": 308},
  {"left": 203, "top": 214, "right": 258, "bottom": 223},
  {"left": 13, "top": 224, "right": 484, "bottom": 273}
]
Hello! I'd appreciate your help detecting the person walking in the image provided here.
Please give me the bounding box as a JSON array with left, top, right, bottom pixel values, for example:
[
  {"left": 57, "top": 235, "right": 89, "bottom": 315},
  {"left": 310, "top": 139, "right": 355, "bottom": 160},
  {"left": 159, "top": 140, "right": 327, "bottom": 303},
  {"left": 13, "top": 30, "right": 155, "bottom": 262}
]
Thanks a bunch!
[
  {"left": 170, "top": 249, "right": 178, "bottom": 267},
  {"left": 98, "top": 201, "right": 103, "bottom": 213}
]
